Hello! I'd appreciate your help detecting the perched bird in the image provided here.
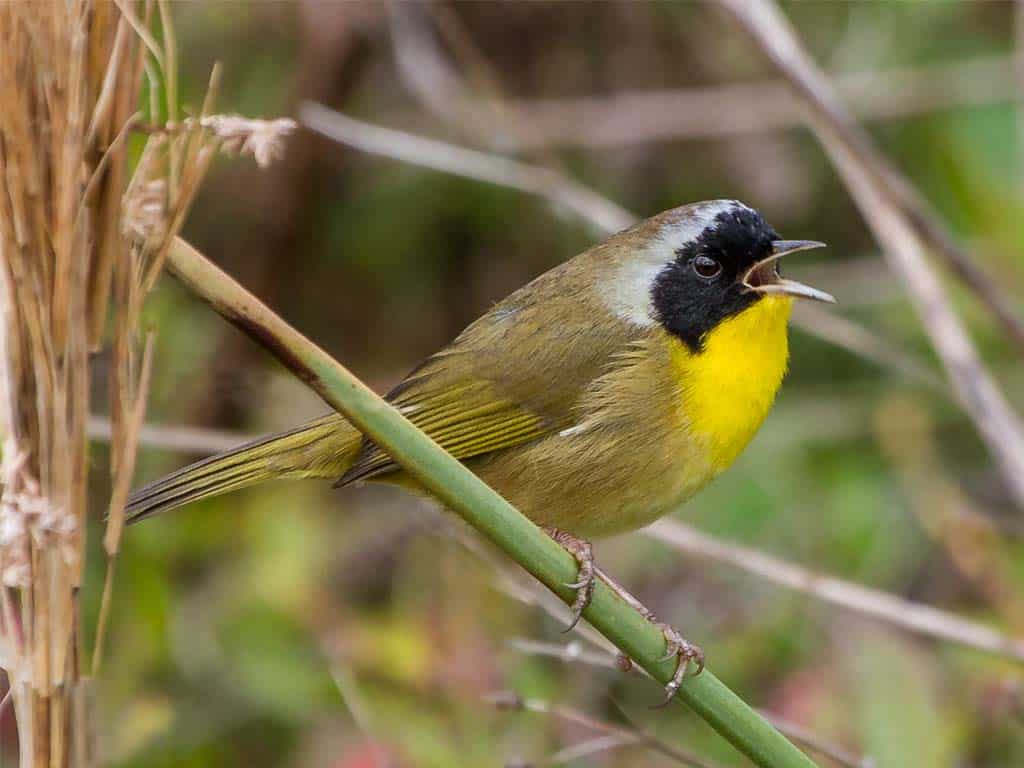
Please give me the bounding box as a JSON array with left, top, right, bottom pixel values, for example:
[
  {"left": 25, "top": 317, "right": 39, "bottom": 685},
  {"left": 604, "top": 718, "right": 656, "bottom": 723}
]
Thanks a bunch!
[{"left": 127, "top": 199, "right": 833, "bottom": 700}]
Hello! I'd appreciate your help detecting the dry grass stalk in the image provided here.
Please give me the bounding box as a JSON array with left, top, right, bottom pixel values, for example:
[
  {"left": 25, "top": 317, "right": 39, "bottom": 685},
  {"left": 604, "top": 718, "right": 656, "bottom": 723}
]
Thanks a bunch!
[
  {"left": 0, "top": 3, "right": 132, "bottom": 762},
  {"left": 0, "top": 2, "right": 236, "bottom": 763}
]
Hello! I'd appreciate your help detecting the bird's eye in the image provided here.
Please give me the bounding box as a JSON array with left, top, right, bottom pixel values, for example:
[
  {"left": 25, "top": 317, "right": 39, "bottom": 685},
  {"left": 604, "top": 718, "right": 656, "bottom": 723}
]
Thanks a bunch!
[{"left": 692, "top": 255, "right": 722, "bottom": 280}]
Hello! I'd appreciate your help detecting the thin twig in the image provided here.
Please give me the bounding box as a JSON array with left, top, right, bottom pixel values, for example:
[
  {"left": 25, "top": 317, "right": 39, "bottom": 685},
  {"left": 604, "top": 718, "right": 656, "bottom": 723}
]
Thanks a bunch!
[
  {"left": 86, "top": 415, "right": 258, "bottom": 455},
  {"left": 480, "top": 53, "right": 1024, "bottom": 149},
  {"left": 453, "top": 522, "right": 619, "bottom": 656},
  {"left": 505, "top": 638, "right": 624, "bottom": 672},
  {"left": 875, "top": 396, "right": 1024, "bottom": 632},
  {"left": 487, "top": 691, "right": 719, "bottom": 768},
  {"left": 717, "top": 0, "right": 1024, "bottom": 510},
  {"left": 330, "top": 661, "right": 392, "bottom": 768},
  {"left": 644, "top": 519, "right": 1024, "bottom": 663},
  {"left": 389, "top": 2, "right": 570, "bottom": 172},
  {"left": 547, "top": 734, "right": 637, "bottom": 765},
  {"left": 301, "top": 102, "right": 633, "bottom": 235},
  {"left": 755, "top": 712, "right": 874, "bottom": 768},
  {"left": 791, "top": 304, "right": 945, "bottom": 395}
]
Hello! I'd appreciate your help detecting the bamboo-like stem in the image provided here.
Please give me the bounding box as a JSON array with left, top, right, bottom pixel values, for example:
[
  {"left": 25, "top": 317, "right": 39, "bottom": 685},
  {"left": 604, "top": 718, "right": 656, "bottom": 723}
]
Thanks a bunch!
[{"left": 164, "top": 236, "right": 818, "bottom": 768}]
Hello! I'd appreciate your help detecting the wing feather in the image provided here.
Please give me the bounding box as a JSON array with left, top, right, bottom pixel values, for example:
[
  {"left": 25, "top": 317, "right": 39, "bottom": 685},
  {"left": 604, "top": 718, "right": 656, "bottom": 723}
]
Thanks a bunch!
[
  {"left": 336, "top": 245, "right": 642, "bottom": 486},
  {"left": 338, "top": 377, "right": 553, "bottom": 484}
]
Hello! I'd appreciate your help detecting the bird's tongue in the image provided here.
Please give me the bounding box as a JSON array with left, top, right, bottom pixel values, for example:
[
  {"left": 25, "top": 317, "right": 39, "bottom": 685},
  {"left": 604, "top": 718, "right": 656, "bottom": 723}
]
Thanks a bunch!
[{"left": 746, "top": 260, "right": 778, "bottom": 288}]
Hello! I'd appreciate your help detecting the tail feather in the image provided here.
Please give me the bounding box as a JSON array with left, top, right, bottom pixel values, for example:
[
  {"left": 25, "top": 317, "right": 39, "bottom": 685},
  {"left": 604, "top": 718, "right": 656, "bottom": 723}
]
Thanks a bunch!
[{"left": 126, "top": 413, "right": 359, "bottom": 524}]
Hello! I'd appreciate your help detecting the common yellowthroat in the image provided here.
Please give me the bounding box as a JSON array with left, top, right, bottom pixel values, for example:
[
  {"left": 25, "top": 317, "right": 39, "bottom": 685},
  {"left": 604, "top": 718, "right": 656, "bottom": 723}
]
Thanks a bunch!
[{"left": 127, "top": 199, "right": 832, "bottom": 698}]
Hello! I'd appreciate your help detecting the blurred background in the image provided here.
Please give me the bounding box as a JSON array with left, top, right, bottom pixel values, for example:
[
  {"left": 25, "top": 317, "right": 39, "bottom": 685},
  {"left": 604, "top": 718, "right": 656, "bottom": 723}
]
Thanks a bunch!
[{"left": 69, "top": 1, "right": 1024, "bottom": 766}]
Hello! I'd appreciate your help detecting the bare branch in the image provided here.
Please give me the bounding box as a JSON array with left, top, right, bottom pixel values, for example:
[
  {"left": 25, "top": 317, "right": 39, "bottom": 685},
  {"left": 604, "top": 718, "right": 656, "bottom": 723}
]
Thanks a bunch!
[
  {"left": 644, "top": 519, "right": 1024, "bottom": 663},
  {"left": 756, "top": 712, "right": 875, "bottom": 768},
  {"left": 792, "top": 304, "right": 945, "bottom": 394},
  {"left": 328, "top": 660, "right": 393, "bottom": 768},
  {"left": 546, "top": 734, "right": 637, "bottom": 765},
  {"left": 487, "top": 54, "right": 1024, "bottom": 149},
  {"left": 505, "top": 638, "right": 624, "bottom": 672},
  {"left": 86, "top": 415, "right": 258, "bottom": 455},
  {"left": 301, "top": 102, "right": 633, "bottom": 236},
  {"left": 717, "top": 0, "right": 1024, "bottom": 510}
]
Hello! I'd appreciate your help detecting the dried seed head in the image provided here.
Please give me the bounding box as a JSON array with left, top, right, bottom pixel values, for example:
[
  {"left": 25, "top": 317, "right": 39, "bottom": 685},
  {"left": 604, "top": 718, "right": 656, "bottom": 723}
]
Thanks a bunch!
[
  {"left": 123, "top": 177, "right": 168, "bottom": 245},
  {"left": 0, "top": 438, "right": 77, "bottom": 588},
  {"left": 198, "top": 115, "right": 296, "bottom": 168}
]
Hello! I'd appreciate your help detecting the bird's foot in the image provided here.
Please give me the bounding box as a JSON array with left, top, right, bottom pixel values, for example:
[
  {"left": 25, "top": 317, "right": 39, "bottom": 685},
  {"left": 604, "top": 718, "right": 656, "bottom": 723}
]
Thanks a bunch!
[
  {"left": 541, "top": 535, "right": 703, "bottom": 705},
  {"left": 543, "top": 527, "right": 595, "bottom": 632},
  {"left": 594, "top": 565, "right": 704, "bottom": 706},
  {"left": 613, "top": 617, "right": 703, "bottom": 706},
  {"left": 651, "top": 619, "right": 704, "bottom": 707}
]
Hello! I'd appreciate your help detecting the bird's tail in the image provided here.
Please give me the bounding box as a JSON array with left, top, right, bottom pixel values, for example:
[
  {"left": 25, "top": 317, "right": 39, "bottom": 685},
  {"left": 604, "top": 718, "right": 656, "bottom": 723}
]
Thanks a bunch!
[{"left": 125, "top": 413, "right": 360, "bottom": 524}]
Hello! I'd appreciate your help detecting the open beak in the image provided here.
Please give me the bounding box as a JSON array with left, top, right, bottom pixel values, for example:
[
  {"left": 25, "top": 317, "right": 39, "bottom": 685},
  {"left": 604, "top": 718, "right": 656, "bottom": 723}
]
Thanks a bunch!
[{"left": 742, "top": 239, "right": 836, "bottom": 304}]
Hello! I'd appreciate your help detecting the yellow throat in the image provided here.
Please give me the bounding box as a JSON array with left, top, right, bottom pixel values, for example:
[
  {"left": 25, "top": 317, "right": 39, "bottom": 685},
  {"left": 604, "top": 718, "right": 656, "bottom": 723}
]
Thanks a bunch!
[{"left": 671, "top": 295, "right": 792, "bottom": 472}]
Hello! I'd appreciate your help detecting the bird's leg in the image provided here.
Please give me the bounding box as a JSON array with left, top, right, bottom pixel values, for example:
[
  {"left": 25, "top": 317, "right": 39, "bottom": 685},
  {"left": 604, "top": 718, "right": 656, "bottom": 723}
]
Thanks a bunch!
[
  {"left": 543, "top": 527, "right": 595, "bottom": 632},
  {"left": 595, "top": 565, "right": 705, "bottom": 706},
  {"left": 542, "top": 529, "right": 703, "bottom": 705}
]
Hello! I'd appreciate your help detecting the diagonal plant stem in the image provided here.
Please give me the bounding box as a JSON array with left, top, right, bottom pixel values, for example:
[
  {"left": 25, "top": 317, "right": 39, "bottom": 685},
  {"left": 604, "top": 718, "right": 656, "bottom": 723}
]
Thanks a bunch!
[
  {"left": 93, "top": 412, "right": 1024, "bottom": 659},
  {"left": 163, "top": 236, "right": 817, "bottom": 768},
  {"left": 505, "top": 641, "right": 873, "bottom": 768},
  {"left": 716, "top": 0, "right": 1024, "bottom": 511}
]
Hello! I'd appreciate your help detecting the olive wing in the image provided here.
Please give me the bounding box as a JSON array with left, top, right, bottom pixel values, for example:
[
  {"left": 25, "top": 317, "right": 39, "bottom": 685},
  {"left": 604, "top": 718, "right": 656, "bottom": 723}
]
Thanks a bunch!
[{"left": 336, "top": 258, "right": 636, "bottom": 485}]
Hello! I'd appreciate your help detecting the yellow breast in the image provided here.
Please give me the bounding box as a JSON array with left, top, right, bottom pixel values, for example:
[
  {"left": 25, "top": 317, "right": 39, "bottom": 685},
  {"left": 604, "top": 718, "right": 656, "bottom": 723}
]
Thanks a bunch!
[{"left": 670, "top": 296, "right": 792, "bottom": 472}]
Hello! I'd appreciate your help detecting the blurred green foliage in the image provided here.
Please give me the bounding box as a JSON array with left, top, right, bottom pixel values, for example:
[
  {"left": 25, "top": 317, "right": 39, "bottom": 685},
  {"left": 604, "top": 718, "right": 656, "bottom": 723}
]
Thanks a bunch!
[{"left": 68, "top": 2, "right": 1024, "bottom": 766}]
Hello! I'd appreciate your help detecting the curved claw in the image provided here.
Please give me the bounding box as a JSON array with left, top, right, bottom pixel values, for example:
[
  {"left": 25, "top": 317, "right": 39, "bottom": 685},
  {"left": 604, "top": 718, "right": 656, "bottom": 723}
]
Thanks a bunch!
[
  {"left": 577, "top": 561, "right": 705, "bottom": 707},
  {"left": 650, "top": 622, "right": 704, "bottom": 708},
  {"left": 655, "top": 678, "right": 683, "bottom": 709},
  {"left": 544, "top": 528, "right": 595, "bottom": 633},
  {"left": 562, "top": 582, "right": 593, "bottom": 633}
]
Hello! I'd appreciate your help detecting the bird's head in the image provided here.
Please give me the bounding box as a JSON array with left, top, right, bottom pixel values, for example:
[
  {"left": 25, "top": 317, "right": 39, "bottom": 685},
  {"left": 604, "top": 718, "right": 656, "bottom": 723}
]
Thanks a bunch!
[{"left": 604, "top": 200, "right": 833, "bottom": 352}]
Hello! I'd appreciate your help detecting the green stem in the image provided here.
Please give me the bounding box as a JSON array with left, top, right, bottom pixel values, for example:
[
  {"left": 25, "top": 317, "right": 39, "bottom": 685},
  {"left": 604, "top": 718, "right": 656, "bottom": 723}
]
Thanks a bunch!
[{"left": 166, "top": 236, "right": 818, "bottom": 768}]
